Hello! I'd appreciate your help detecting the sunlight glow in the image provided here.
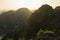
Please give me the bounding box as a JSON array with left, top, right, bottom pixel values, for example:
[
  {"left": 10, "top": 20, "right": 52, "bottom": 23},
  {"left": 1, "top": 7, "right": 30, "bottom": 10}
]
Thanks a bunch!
[
  {"left": 0, "top": 0, "right": 60, "bottom": 10},
  {"left": 1, "top": 0, "right": 44, "bottom": 10}
]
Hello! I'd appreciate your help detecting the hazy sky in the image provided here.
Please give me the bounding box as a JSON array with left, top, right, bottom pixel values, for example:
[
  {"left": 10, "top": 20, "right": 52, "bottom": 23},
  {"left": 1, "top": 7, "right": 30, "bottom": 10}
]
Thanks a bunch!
[{"left": 0, "top": 0, "right": 60, "bottom": 10}]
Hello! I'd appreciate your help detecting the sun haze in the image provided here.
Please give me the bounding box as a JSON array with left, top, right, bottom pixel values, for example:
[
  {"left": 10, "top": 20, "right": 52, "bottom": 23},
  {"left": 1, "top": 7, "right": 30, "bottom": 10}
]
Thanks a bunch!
[{"left": 0, "top": 0, "right": 60, "bottom": 10}]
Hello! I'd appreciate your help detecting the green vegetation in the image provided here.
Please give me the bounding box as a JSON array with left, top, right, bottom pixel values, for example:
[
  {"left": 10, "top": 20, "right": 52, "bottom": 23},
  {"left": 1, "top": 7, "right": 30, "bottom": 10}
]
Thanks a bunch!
[{"left": 0, "top": 4, "right": 60, "bottom": 40}]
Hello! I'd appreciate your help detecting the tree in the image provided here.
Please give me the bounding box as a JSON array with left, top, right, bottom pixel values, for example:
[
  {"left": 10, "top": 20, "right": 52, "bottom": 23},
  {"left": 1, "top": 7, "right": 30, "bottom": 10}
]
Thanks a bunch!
[
  {"left": 0, "top": 10, "right": 15, "bottom": 34},
  {"left": 13, "top": 8, "right": 32, "bottom": 38},
  {"left": 39, "top": 33, "right": 56, "bottom": 40},
  {"left": 53, "top": 6, "right": 60, "bottom": 36},
  {"left": 25, "top": 4, "right": 54, "bottom": 40},
  {"left": 0, "top": 8, "right": 32, "bottom": 40}
]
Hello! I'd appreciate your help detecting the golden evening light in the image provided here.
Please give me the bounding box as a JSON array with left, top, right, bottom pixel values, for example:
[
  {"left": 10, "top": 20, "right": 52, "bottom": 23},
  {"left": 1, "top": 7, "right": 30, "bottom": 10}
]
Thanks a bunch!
[
  {"left": 0, "top": 0, "right": 60, "bottom": 10},
  {"left": 0, "top": 0, "right": 60, "bottom": 40}
]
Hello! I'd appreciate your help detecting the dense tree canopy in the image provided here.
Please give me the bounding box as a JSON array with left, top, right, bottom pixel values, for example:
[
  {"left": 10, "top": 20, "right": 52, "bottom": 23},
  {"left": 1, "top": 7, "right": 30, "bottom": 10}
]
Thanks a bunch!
[
  {"left": 0, "top": 4, "right": 60, "bottom": 40},
  {"left": 0, "top": 8, "right": 32, "bottom": 36},
  {"left": 54, "top": 6, "right": 60, "bottom": 36},
  {"left": 25, "top": 4, "right": 54, "bottom": 40}
]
